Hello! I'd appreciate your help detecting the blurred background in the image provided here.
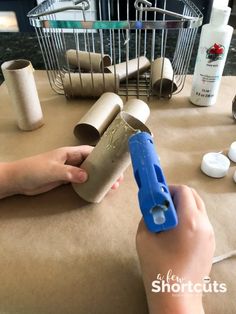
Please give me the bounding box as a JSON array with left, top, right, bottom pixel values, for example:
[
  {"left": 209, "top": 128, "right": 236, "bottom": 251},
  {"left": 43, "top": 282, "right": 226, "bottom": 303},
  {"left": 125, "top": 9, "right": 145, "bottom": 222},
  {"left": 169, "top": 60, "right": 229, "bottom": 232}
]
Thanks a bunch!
[
  {"left": 0, "top": 0, "right": 235, "bottom": 32},
  {"left": 0, "top": 0, "right": 235, "bottom": 85}
]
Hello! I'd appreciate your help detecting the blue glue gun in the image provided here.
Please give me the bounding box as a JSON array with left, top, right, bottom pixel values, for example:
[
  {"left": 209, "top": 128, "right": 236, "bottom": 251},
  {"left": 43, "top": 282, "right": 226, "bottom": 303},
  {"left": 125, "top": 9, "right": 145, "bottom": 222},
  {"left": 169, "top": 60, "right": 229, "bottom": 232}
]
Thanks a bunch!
[{"left": 128, "top": 132, "right": 178, "bottom": 233}]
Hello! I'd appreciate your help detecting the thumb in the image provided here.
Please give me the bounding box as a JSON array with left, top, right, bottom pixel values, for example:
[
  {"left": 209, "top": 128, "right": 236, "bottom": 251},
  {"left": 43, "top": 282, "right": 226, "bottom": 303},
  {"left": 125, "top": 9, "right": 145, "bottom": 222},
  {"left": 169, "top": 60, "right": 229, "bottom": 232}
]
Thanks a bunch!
[{"left": 57, "top": 164, "right": 88, "bottom": 183}]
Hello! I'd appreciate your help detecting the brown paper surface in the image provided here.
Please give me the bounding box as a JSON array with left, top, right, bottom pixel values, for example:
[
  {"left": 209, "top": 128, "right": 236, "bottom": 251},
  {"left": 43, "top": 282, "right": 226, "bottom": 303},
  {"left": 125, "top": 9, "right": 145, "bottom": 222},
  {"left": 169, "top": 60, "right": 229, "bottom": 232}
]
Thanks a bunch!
[{"left": 0, "top": 71, "right": 236, "bottom": 314}]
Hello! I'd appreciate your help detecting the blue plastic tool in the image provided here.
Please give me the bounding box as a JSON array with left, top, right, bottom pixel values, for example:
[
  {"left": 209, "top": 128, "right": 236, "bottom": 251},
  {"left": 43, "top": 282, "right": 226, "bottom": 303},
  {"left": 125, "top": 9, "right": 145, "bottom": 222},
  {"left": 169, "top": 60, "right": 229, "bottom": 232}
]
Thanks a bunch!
[{"left": 128, "top": 132, "right": 178, "bottom": 233}]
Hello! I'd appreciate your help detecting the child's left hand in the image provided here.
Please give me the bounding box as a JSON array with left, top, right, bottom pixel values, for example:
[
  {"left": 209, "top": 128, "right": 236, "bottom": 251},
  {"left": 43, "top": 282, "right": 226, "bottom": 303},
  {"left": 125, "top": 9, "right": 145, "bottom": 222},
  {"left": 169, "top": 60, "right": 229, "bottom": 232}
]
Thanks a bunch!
[{"left": 0, "top": 146, "right": 123, "bottom": 199}]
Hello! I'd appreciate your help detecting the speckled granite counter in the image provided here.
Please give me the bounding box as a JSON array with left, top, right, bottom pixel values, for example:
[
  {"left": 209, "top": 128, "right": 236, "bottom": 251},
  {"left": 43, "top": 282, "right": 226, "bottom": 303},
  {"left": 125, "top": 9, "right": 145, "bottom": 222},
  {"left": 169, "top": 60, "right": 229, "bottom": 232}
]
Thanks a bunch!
[{"left": 0, "top": 31, "right": 236, "bottom": 85}]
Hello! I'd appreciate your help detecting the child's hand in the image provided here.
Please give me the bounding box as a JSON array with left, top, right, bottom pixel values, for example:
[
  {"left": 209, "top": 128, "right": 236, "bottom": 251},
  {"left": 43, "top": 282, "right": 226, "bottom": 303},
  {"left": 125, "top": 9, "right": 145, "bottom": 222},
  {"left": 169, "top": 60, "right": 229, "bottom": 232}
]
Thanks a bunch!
[
  {"left": 0, "top": 146, "right": 123, "bottom": 199},
  {"left": 136, "top": 185, "right": 215, "bottom": 314}
]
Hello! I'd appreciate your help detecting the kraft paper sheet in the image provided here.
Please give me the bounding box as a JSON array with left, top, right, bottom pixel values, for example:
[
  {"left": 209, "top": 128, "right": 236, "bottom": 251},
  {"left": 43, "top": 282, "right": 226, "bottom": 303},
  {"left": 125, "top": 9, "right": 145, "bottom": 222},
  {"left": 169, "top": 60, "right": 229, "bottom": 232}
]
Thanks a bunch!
[{"left": 0, "top": 71, "right": 236, "bottom": 314}]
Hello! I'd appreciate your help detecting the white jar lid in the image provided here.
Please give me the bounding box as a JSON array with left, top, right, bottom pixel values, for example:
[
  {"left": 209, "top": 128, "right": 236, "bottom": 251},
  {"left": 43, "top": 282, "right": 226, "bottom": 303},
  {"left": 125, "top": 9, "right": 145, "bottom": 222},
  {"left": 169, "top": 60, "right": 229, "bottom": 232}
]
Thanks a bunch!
[
  {"left": 201, "top": 152, "right": 230, "bottom": 178},
  {"left": 228, "top": 141, "right": 236, "bottom": 163},
  {"left": 233, "top": 170, "right": 236, "bottom": 183}
]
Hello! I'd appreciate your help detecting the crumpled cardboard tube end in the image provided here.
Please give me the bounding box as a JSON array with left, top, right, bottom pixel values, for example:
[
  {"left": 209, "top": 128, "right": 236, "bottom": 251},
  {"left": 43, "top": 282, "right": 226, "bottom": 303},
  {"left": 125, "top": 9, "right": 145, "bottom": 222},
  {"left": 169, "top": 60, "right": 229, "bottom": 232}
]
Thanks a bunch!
[{"left": 74, "top": 123, "right": 100, "bottom": 146}]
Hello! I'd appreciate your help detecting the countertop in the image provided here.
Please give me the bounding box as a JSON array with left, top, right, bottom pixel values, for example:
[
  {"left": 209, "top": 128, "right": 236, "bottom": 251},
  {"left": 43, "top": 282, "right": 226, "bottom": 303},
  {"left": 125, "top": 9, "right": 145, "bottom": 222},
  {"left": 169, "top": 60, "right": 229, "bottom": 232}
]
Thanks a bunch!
[{"left": 0, "top": 31, "right": 236, "bottom": 84}]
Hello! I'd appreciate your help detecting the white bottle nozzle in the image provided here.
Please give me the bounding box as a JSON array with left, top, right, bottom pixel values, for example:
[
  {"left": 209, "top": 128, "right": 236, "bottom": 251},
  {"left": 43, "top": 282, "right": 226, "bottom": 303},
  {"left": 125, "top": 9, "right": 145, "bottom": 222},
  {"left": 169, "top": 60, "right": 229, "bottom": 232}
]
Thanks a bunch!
[
  {"left": 213, "top": 0, "right": 229, "bottom": 8},
  {"left": 210, "top": 0, "right": 231, "bottom": 26}
]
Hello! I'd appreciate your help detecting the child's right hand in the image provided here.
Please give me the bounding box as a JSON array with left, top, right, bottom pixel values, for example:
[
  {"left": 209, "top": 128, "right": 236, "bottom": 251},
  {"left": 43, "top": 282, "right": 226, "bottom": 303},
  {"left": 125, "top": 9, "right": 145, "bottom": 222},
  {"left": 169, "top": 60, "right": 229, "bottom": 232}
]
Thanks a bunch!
[{"left": 136, "top": 185, "right": 215, "bottom": 314}]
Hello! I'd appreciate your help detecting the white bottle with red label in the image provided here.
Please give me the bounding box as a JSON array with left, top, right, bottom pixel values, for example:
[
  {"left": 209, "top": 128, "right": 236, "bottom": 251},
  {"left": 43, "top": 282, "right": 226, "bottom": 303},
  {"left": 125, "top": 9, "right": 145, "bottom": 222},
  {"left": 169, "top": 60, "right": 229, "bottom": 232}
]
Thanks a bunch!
[{"left": 190, "top": 1, "right": 233, "bottom": 106}]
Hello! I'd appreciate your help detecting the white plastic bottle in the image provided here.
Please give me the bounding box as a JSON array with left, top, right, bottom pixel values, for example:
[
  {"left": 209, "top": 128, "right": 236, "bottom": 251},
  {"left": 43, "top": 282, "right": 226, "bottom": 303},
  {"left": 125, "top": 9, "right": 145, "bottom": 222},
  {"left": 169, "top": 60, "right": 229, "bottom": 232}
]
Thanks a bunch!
[{"left": 190, "top": 1, "right": 233, "bottom": 106}]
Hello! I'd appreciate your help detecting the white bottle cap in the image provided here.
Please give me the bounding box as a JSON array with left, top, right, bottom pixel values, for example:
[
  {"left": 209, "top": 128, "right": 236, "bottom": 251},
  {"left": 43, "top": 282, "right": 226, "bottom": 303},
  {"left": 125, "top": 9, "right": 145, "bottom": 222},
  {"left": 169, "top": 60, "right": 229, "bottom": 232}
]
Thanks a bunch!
[
  {"left": 210, "top": 3, "right": 231, "bottom": 26},
  {"left": 213, "top": 0, "right": 229, "bottom": 8},
  {"left": 228, "top": 141, "right": 236, "bottom": 162},
  {"left": 201, "top": 152, "right": 230, "bottom": 178},
  {"left": 233, "top": 170, "right": 236, "bottom": 183}
]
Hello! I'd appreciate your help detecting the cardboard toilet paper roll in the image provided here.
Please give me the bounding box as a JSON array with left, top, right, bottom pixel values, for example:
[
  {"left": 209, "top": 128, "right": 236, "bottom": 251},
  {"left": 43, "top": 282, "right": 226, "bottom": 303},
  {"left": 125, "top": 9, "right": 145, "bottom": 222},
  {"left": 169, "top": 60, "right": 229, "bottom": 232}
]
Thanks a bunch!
[
  {"left": 72, "top": 112, "right": 151, "bottom": 203},
  {"left": 123, "top": 99, "right": 150, "bottom": 123},
  {"left": 151, "top": 57, "right": 178, "bottom": 97},
  {"left": 66, "top": 50, "right": 112, "bottom": 72},
  {"left": 1, "top": 59, "right": 44, "bottom": 131},
  {"left": 105, "top": 56, "right": 151, "bottom": 82},
  {"left": 74, "top": 92, "right": 123, "bottom": 145},
  {"left": 63, "top": 73, "right": 120, "bottom": 98}
]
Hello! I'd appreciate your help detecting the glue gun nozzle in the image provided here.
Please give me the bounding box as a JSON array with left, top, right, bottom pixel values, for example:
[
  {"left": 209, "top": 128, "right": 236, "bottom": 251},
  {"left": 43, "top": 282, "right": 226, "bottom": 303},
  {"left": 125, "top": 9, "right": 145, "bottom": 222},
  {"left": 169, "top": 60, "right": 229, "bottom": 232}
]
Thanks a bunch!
[{"left": 151, "top": 206, "right": 166, "bottom": 225}]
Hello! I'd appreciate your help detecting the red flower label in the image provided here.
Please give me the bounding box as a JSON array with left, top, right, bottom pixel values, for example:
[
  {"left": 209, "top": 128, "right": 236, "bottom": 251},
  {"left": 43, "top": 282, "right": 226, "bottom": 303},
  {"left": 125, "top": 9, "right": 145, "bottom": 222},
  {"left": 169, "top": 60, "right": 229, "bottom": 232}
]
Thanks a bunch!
[{"left": 206, "top": 43, "right": 225, "bottom": 62}]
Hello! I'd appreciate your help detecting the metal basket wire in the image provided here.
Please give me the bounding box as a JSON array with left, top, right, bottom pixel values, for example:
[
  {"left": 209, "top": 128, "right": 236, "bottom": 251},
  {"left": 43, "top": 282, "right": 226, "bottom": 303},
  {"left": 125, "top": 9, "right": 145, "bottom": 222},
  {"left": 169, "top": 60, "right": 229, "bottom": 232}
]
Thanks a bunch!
[{"left": 28, "top": 0, "right": 203, "bottom": 99}]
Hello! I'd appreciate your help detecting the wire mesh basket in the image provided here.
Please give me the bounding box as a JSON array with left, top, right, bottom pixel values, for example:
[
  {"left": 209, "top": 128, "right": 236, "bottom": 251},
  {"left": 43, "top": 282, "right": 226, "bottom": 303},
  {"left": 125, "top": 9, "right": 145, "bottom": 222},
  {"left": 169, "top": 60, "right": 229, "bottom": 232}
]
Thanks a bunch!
[{"left": 28, "top": 0, "right": 203, "bottom": 99}]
